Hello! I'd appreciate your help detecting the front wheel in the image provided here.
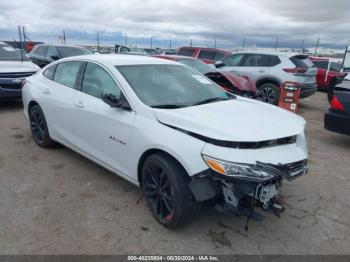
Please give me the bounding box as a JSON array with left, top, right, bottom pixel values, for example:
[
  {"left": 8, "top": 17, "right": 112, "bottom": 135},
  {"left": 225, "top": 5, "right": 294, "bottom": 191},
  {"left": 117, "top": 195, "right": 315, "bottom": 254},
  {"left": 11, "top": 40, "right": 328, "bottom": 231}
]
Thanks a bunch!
[
  {"left": 257, "top": 83, "right": 280, "bottom": 105},
  {"left": 29, "top": 105, "right": 56, "bottom": 148},
  {"left": 141, "top": 153, "right": 197, "bottom": 228}
]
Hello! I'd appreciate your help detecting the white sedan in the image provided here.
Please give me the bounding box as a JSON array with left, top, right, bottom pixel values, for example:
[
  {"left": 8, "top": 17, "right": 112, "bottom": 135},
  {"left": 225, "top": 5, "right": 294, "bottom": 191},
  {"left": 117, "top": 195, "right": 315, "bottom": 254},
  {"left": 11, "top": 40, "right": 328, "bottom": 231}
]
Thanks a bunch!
[{"left": 22, "top": 55, "right": 308, "bottom": 228}]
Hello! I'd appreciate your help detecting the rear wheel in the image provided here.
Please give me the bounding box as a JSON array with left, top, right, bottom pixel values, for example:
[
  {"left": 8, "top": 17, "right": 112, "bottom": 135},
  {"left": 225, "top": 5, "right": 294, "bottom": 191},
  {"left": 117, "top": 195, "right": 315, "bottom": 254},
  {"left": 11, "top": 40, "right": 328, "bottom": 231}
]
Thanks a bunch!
[
  {"left": 141, "top": 153, "right": 197, "bottom": 228},
  {"left": 29, "top": 105, "right": 56, "bottom": 148},
  {"left": 258, "top": 83, "right": 280, "bottom": 105}
]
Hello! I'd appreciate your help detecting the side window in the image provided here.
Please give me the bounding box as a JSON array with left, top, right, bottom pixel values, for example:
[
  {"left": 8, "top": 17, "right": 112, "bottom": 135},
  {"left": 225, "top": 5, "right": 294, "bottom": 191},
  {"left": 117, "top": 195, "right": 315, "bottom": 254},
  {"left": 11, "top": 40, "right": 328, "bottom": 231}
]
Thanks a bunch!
[
  {"left": 198, "top": 50, "right": 215, "bottom": 60},
  {"left": 37, "top": 46, "right": 48, "bottom": 57},
  {"left": 53, "top": 61, "right": 82, "bottom": 88},
  {"left": 43, "top": 65, "right": 56, "bottom": 80},
  {"left": 120, "top": 46, "right": 129, "bottom": 53},
  {"left": 82, "top": 63, "right": 121, "bottom": 99},
  {"left": 268, "top": 55, "right": 281, "bottom": 66},
  {"left": 30, "top": 46, "right": 38, "bottom": 55},
  {"left": 222, "top": 54, "right": 243, "bottom": 66},
  {"left": 312, "top": 60, "right": 328, "bottom": 69},
  {"left": 46, "top": 46, "right": 59, "bottom": 59},
  {"left": 215, "top": 52, "right": 225, "bottom": 61},
  {"left": 242, "top": 54, "right": 269, "bottom": 67},
  {"left": 177, "top": 48, "right": 195, "bottom": 57}
]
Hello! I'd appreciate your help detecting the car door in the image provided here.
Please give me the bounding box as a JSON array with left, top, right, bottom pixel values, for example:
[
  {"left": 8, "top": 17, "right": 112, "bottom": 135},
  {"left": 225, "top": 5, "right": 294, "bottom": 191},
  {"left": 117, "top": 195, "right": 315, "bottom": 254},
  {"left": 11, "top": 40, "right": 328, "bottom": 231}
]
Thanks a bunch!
[
  {"left": 70, "top": 62, "right": 136, "bottom": 177},
  {"left": 39, "top": 61, "right": 84, "bottom": 145},
  {"left": 235, "top": 54, "right": 272, "bottom": 82},
  {"left": 218, "top": 53, "right": 244, "bottom": 73}
]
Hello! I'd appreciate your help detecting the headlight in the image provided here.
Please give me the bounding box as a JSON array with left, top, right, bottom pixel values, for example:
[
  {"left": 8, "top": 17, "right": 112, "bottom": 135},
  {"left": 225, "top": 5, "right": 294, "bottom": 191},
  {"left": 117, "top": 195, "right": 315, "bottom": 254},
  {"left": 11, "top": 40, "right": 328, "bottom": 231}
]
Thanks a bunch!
[{"left": 202, "top": 155, "right": 275, "bottom": 181}]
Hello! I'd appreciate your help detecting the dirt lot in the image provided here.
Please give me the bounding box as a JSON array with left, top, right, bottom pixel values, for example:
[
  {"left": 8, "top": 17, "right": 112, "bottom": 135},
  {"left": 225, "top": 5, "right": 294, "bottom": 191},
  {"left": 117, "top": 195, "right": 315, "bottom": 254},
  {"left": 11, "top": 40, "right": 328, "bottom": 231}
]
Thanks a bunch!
[{"left": 0, "top": 92, "right": 349, "bottom": 255}]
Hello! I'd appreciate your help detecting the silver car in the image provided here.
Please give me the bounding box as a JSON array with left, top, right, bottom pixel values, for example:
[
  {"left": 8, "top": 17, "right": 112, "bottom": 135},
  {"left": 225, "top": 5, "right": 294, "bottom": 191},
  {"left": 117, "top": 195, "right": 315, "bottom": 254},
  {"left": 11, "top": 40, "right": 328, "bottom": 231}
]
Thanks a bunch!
[{"left": 215, "top": 51, "right": 317, "bottom": 104}]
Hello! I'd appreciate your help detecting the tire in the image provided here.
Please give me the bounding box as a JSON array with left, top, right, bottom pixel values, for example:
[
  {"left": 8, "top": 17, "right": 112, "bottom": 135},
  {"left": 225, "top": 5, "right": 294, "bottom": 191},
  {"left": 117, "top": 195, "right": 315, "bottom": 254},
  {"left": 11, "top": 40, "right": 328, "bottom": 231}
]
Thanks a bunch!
[
  {"left": 258, "top": 83, "right": 280, "bottom": 105},
  {"left": 29, "top": 105, "right": 56, "bottom": 148},
  {"left": 141, "top": 153, "right": 197, "bottom": 229}
]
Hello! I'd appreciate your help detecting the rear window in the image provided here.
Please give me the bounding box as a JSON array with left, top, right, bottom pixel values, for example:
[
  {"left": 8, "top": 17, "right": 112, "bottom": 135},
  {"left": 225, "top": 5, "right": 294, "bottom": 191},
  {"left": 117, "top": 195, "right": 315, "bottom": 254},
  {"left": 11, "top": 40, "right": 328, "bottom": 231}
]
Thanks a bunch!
[
  {"left": 290, "top": 56, "right": 314, "bottom": 69},
  {"left": 177, "top": 48, "right": 195, "bottom": 57},
  {"left": 312, "top": 60, "right": 329, "bottom": 69}
]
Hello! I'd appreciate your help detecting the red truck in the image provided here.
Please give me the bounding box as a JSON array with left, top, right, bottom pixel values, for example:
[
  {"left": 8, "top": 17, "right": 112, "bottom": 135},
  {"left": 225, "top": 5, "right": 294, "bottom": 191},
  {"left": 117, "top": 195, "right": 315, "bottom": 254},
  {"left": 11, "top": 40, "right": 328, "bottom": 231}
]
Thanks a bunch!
[
  {"left": 309, "top": 56, "right": 347, "bottom": 91},
  {"left": 177, "top": 46, "right": 230, "bottom": 64}
]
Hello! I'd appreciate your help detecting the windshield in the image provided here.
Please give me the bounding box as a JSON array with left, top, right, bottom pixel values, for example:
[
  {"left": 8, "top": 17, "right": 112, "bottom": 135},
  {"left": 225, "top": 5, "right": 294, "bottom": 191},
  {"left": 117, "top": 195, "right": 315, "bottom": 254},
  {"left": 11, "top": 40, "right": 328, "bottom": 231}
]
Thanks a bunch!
[
  {"left": 177, "top": 59, "right": 214, "bottom": 74},
  {"left": 0, "top": 45, "right": 25, "bottom": 61},
  {"left": 116, "top": 64, "right": 230, "bottom": 108},
  {"left": 56, "top": 46, "right": 92, "bottom": 58}
]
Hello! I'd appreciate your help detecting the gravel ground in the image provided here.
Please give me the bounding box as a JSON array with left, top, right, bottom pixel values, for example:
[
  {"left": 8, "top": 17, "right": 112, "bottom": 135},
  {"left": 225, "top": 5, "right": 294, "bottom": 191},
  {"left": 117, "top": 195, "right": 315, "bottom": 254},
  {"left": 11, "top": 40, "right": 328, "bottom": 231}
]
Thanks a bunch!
[{"left": 0, "top": 92, "right": 349, "bottom": 255}]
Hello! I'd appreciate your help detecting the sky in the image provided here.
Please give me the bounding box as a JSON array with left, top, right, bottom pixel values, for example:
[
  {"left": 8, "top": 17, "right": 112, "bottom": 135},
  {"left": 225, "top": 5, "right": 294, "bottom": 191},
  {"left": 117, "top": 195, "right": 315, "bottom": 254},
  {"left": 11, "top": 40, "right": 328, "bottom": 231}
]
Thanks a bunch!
[{"left": 0, "top": 0, "right": 349, "bottom": 49}]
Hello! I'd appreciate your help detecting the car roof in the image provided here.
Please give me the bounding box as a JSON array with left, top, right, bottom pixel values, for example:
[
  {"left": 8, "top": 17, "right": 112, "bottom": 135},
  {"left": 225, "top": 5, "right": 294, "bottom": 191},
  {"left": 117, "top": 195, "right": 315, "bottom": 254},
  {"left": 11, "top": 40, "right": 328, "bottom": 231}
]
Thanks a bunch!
[
  {"left": 232, "top": 50, "right": 305, "bottom": 58},
  {"left": 61, "top": 54, "right": 180, "bottom": 66},
  {"left": 154, "top": 55, "right": 195, "bottom": 61},
  {"left": 35, "top": 44, "right": 86, "bottom": 48},
  {"left": 179, "top": 46, "right": 228, "bottom": 53}
]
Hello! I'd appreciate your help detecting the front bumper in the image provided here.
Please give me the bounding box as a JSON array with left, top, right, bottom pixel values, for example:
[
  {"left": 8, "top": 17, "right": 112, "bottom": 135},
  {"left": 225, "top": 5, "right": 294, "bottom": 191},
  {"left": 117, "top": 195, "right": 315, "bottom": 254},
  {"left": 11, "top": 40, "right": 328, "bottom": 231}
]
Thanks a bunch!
[
  {"left": 0, "top": 78, "right": 25, "bottom": 99},
  {"left": 324, "top": 110, "right": 350, "bottom": 135}
]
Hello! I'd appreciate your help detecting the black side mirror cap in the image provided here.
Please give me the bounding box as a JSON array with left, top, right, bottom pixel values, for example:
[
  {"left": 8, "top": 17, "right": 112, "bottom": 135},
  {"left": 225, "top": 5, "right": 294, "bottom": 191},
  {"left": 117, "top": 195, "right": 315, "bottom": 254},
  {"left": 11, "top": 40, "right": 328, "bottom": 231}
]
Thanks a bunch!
[
  {"left": 102, "top": 93, "right": 132, "bottom": 111},
  {"left": 50, "top": 55, "right": 60, "bottom": 60},
  {"left": 215, "top": 61, "right": 225, "bottom": 68}
]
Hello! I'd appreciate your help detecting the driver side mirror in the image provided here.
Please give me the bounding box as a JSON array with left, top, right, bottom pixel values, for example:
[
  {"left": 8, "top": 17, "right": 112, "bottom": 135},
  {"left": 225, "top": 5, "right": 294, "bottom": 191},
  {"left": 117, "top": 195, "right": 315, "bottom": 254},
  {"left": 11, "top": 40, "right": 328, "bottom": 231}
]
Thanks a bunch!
[
  {"left": 215, "top": 60, "right": 225, "bottom": 68},
  {"left": 50, "top": 55, "right": 60, "bottom": 61},
  {"left": 102, "top": 93, "right": 132, "bottom": 111}
]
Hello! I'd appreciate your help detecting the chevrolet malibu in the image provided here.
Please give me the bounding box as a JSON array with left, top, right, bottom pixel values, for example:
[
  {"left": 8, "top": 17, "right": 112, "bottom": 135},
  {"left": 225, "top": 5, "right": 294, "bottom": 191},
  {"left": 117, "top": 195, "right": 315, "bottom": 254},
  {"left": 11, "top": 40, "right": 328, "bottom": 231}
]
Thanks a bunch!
[{"left": 22, "top": 55, "right": 308, "bottom": 228}]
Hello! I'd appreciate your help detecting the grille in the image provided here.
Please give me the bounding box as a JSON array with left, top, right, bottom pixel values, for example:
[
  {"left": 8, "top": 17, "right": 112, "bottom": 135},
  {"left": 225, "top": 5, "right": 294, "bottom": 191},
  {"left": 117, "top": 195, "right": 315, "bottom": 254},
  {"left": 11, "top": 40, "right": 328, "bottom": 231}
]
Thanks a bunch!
[
  {"left": 0, "top": 72, "right": 35, "bottom": 78},
  {"left": 0, "top": 83, "right": 22, "bottom": 90}
]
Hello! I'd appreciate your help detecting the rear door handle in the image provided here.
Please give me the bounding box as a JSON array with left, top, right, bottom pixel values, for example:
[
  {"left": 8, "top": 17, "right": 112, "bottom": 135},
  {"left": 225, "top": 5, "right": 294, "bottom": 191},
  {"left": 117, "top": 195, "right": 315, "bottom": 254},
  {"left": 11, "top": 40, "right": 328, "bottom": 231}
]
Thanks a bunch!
[
  {"left": 258, "top": 69, "right": 265, "bottom": 73},
  {"left": 74, "top": 100, "right": 84, "bottom": 108}
]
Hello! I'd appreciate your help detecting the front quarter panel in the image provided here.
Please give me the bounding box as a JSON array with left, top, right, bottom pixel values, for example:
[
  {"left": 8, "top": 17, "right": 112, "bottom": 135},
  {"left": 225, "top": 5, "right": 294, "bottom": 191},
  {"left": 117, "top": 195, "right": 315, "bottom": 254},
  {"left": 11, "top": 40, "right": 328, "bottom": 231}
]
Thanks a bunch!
[{"left": 129, "top": 114, "right": 208, "bottom": 180}]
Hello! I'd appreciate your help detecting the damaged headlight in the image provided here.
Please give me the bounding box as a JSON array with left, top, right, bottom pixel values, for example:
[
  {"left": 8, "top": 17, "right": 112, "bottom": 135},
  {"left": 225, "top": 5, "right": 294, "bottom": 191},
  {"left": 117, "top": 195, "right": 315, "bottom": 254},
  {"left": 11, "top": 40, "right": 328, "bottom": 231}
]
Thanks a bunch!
[{"left": 202, "top": 155, "right": 275, "bottom": 181}]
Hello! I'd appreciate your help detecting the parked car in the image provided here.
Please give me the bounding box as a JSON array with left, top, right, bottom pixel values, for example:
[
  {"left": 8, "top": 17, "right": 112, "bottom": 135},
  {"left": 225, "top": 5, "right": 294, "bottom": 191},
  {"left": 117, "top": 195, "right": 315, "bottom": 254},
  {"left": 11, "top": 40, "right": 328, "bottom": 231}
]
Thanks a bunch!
[
  {"left": 155, "top": 55, "right": 256, "bottom": 97},
  {"left": 309, "top": 56, "right": 347, "bottom": 91},
  {"left": 177, "top": 46, "right": 230, "bottom": 64},
  {"left": 23, "top": 55, "right": 308, "bottom": 228},
  {"left": 215, "top": 51, "right": 317, "bottom": 104},
  {"left": 28, "top": 44, "right": 92, "bottom": 68},
  {"left": 0, "top": 42, "right": 40, "bottom": 100},
  {"left": 324, "top": 79, "right": 350, "bottom": 136}
]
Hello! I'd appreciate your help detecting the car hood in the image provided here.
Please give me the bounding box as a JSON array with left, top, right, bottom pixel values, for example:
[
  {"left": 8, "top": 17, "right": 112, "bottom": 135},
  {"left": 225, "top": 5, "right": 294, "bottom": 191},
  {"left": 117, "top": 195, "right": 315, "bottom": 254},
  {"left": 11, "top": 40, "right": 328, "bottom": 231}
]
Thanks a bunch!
[
  {"left": 154, "top": 98, "right": 305, "bottom": 142},
  {"left": 0, "top": 61, "right": 40, "bottom": 73}
]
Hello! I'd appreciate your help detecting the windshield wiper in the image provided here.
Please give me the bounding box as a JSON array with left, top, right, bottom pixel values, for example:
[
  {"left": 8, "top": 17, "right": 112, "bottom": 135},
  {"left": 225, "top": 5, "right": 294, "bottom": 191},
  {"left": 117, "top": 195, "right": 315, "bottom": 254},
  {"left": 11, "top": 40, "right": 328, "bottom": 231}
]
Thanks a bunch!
[
  {"left": 192, "top": 97, "right": 228, "bottom": 106},
  {"left": 151, "top": 104, "right": 187, "bottom": 109}
]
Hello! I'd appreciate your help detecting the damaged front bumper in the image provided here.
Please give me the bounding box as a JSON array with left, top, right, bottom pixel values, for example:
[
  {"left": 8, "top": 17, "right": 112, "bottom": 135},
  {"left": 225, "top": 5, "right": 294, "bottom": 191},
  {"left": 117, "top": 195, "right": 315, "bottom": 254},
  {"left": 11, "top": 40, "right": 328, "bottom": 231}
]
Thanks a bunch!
[{"left": 189, "top": 159, "right": 308, "bottom": 221}]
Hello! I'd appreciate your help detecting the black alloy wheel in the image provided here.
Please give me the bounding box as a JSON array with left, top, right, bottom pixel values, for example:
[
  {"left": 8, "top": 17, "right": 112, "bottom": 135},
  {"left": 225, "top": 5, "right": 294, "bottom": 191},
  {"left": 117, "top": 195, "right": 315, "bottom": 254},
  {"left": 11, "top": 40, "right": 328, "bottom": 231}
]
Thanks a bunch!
[
  {"left": 29, "top": 105, "right": 56, "bottom": 148},
  {"left": 258, "top": 83, "right": 280, "bottom": 105},
  {"left": 142, "top": 153, "right": 198, "bottom": 228}
]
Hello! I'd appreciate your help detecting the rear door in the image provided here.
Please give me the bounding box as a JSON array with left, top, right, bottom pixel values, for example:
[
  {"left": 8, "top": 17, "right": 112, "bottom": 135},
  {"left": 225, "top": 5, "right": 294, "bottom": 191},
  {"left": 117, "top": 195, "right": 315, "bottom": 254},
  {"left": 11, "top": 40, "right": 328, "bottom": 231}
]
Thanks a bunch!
[{"left": 39, "top": 61, "right": 84, "bottom": 144}]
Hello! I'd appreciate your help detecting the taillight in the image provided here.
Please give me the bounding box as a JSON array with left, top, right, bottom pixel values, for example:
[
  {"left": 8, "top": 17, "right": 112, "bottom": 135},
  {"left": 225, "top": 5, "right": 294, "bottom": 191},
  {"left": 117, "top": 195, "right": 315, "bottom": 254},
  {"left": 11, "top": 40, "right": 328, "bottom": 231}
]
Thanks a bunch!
[
  {"left": 283, "top": 68, "right": 307, "bottom": 74},
  {"left": 330, "top": 95, "right": 345, "bottom": 111}
]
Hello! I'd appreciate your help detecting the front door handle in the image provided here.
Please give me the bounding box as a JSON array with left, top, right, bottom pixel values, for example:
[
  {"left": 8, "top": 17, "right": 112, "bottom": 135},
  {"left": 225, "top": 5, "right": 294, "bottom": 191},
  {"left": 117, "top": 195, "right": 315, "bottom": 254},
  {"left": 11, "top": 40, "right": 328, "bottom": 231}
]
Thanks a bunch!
[
  {"left": 74, "top": 100, "right": 84, "bottom": 108},
  {"left": 258, "top": 69, "right": 265, "bottom": 73}
]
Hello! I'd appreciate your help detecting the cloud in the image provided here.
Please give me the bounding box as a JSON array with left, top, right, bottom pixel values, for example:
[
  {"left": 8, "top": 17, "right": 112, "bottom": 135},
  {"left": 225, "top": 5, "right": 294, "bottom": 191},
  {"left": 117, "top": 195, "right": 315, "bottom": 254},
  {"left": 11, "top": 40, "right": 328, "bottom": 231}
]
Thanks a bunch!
[{"left": 0, "top": 0, "right": 349, "bottom": 48}]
